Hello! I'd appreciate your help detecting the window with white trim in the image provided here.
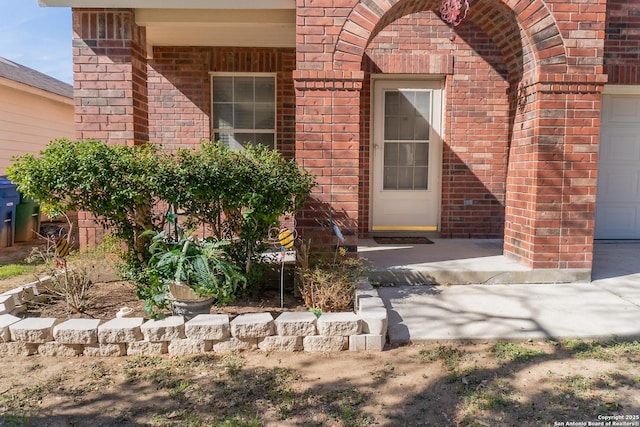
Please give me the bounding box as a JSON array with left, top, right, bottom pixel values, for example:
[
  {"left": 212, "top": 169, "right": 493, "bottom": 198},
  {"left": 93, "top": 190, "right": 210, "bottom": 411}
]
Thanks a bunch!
[{"left": 211, "top": 73, "right": 276, "bottom": 150}]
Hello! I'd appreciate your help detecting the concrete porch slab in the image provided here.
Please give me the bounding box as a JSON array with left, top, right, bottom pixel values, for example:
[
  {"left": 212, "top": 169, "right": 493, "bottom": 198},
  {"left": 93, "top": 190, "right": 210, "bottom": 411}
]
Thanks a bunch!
[
  {"left": 359, "top": 238, "right": 590, "bottom": 285},
  {"left": 375, "top": 241, "right": 640, "bottom": 344},
  {"left": 379, "top": 282, "right": 640, "bottom": 345}
]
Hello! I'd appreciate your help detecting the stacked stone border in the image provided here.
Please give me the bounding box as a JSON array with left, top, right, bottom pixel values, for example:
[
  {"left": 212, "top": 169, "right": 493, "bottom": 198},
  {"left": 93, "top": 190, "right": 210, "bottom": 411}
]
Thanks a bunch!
[{"left": 0, "top": 280, "right": 387, "bottom": 356}]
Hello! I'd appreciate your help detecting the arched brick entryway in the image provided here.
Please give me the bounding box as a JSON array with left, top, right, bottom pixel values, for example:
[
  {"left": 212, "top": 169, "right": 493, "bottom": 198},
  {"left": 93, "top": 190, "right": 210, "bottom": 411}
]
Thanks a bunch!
[{"left": 295, "top": 0, "right": 607, "bottom": 275}]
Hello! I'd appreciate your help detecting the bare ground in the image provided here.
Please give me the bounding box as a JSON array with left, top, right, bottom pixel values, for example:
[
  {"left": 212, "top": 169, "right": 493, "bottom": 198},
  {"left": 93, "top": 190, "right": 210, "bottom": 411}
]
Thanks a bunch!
[
  {"left": 0, "top": 340, "right": 639, "bottom": 426},
  {"left": 1, "top": 243, "right": 640, "bottom": 426},
  {"left": 26, "top": 280, "right": 309, "bottom": 320}
]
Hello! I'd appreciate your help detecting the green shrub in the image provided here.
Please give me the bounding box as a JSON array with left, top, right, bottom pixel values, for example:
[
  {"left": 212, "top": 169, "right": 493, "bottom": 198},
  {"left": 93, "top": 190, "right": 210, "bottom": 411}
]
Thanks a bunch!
[
  {"left": 8, "top": 139, "right": 315, "bottom": 301},
  {"left": 7, "top": 139, "right": 166, "bottom": 266},
  {"left": 163, "top": 143, "right": 315, "bottom": 281}
]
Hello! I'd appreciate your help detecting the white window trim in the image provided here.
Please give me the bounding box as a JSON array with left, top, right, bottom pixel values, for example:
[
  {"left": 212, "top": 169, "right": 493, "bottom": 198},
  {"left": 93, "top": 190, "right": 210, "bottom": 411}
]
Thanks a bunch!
[{"left": 210, "top": 72, "right": 278, "bottom": 150}]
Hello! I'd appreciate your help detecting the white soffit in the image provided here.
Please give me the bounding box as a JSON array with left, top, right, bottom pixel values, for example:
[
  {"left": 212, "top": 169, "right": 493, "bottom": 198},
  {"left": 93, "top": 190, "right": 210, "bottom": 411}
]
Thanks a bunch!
[
  {"left": 138, "top": 9, "right": 296, "bottom": 48},
  {"left": 39, "top": 0, "right": 295, "bottom": 9}
]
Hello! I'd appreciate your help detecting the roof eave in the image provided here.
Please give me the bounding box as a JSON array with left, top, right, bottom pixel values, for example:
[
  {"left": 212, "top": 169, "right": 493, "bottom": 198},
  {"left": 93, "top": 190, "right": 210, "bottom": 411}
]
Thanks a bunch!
[{"left": 0, "top": 77, "right": 74, "bottom": 105}]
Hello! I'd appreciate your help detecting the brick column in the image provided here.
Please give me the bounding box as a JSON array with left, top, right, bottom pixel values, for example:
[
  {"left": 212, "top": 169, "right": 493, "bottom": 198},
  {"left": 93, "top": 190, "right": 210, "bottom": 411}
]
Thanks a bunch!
[
  {"left": 73, "top": 8, "right": 148, "bottom": 146},
  {"left": 73, "top": 9, "right": 149, "bottom": 247},
  {"left": 294, "top": 71, "right": 364, "bottom": 250},
  {"left": 504, "top": 75, "right": 606, "bottom": 273}
]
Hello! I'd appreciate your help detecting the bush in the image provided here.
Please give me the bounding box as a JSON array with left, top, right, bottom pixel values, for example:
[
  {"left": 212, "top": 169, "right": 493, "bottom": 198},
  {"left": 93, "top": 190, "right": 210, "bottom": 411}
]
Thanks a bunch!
[
  {"left": 162, "top": 143, "right": 315, "bottom": 281},
  {"left": 28, "top": 233, "right": 121, "bottom": 316},
  {"left": 7, "top": 139, "right": 166, "bottom": 266},
  {"left": 8, "top": 139, "right": 315, "bottom": 301},
  {"left": 296, "top": 240, "right": 368, "bottom": 312}
]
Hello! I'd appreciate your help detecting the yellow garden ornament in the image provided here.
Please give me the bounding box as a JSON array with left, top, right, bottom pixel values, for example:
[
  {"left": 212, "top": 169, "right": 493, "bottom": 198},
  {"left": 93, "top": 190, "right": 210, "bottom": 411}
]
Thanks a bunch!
[
  {"left": 55, "top": 236, "right": 70, "bottom": 268},
  {"left": 55, "top": 237, "right": 70, "bottom": 258},
  {"left": 278, "top": 227, "right": 295, "bottom": 250},
  {"left": 267, "top": 218, "right": 298, "bottom": 309}
]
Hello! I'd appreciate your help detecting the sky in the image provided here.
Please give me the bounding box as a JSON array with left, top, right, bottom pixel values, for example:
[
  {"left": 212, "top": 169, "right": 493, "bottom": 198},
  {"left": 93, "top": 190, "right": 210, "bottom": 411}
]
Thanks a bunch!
[{"left": 0, "top": 1, "right": 73, "bottom": 84}]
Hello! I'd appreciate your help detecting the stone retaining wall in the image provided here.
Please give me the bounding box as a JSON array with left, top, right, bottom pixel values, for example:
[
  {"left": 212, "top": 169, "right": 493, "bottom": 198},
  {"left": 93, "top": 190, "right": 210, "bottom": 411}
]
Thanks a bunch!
[{"left": 0, "top": 281, "right": 388, "bottom": 356}]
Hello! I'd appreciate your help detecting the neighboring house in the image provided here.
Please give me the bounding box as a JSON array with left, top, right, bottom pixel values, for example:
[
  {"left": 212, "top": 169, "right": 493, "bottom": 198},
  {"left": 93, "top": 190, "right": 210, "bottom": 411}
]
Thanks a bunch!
[
  {"left": 0, "top": 57, "right": 74, "bottom": 176},
  {"left": 39, "top": 0, "right": 640, "bottom": 280}
]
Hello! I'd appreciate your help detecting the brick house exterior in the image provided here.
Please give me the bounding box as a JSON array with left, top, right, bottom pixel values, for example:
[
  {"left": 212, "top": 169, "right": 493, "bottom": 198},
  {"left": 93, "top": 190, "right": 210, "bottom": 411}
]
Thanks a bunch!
[{"left": 41, "top": 0, "right": 640, "bottom": 278}]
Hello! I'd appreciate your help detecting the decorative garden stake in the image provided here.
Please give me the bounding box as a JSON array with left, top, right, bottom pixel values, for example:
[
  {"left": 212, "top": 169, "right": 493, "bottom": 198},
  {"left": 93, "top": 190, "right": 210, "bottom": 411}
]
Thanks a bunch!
[
  {"left": 333, "top": 224, "right": 347, "bottom": 262},
  {"left": 55, "top": 236, "right": 70, "bottom": 268},
  {"left": 269, "top": 220, "right": 298, "bottom": 308},
  {"left": 440, "top": 0, "right": 469, "bottom": 26}
]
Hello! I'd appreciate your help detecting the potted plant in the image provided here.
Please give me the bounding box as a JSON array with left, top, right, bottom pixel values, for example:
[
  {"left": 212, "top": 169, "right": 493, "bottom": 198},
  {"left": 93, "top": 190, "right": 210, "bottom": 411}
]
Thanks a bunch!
[{"left": 144, "top": 225, "right": 246, "bottom": 319}]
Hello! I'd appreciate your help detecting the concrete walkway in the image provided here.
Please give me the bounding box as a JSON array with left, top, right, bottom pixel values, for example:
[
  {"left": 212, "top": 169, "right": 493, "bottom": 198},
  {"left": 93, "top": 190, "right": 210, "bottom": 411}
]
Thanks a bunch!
[{"left": 365, "top": 240, "right": 640, "bottom": 344}]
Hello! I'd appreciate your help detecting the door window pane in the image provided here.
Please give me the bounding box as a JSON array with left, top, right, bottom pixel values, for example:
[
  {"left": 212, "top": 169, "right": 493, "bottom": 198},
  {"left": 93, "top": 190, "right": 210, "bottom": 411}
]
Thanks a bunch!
[
  {"left": 415, "top": 143, "right": 429, "bottom": 165},
  {"left": 398, "top": 143, "right": 414, "bottom": 166},
  {"left": 385, "top": 89, "right": 431, "bottom": 142},
  {"left": 234, "top": 103, "right": 254, "bottom": 129},
  {"left": 385, "top": 91, "right": 400, "bottom": 115},
  {"left": 384, "top": 143, "right": 399, "bottom": 166},
  {"left": 414, "top": 116, "right": 430, "bottom": 141},
  {"left": 382, "top": 89, "right": 432, "bottom": 190},
  {"left": 414, "top": 92, "right": 430, "bottom": 117},
  {"left": 384, "top": 167, "right": 398, "bottom": 189},
  {"left": 398, "top": 92, "right": 416, "bottom": 116},
  {"left": 414, "top": 167, "right": 428, "bottom": 189},
  {"left": 399, "top": 117, "right": 416, "bottom": 140},
  {"left": 213, "top": 103, "right": 233, "bottom": 129},
  {"left": 383, "top": 142, "right": 430, "bottom": 190},
  {"left": 384, "top": 116, "right": 400, "bottom": 140},
  {"left": 254, "top": 104, "right": 275, "bottom": 129},
  {"left": 397, "top": 167, "right": 413, "bottom": 189}
]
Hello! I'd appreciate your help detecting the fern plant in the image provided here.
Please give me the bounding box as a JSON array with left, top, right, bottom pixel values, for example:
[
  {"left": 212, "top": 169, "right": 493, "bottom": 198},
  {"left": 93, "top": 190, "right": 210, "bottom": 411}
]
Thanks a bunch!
[{"left": 142, "top": 224, "right": 246, "bottom": 317}]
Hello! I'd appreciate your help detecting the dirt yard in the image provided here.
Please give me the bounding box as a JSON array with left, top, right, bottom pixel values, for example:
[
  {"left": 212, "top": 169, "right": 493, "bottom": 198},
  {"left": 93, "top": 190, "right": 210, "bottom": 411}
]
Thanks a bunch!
[
  {"left": 1, "top": 243, "right": 640, "bottom": 426},
  {"left": 0, "top": 340, "right": 639, "bottom": 426}
]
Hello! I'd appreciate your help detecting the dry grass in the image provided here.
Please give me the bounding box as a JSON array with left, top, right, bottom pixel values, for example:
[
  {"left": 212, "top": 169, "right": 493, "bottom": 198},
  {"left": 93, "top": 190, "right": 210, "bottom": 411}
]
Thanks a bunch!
[{"left": 0, "top": 340, "right": 639, "bottom": 426}]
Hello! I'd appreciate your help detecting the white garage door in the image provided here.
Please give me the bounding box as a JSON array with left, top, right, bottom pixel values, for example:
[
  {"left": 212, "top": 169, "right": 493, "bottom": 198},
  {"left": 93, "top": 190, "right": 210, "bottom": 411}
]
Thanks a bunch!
[{"left": 595, "top": 93, "right": 640, "bottom": 239}]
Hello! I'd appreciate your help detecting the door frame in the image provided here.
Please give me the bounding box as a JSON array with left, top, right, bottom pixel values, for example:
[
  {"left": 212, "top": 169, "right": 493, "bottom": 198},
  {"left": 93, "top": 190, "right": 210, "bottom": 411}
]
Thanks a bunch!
[{"left": 369, "top": 75, "right": 445, "bottom": 234}]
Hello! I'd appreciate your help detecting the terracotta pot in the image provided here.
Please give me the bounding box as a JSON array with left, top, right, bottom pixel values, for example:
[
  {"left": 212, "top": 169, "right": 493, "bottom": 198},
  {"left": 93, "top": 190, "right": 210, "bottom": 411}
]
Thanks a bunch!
[
  {"left": 168, "top": 281, "right": 214, "bottom": 320},
  {"left": 168, "top": 281, "right": 206, "bottom": 301}
]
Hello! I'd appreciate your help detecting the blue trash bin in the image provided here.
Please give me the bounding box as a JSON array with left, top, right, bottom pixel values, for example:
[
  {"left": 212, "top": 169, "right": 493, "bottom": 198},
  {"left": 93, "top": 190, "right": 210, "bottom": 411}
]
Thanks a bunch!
[{"left": 0, "top": 177, "right": 20, "bottom": 248}]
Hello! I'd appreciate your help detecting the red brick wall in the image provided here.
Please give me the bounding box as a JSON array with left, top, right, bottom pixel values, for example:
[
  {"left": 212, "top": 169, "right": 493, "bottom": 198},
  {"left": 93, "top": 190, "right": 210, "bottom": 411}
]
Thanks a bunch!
[
  {"left": 296, "top": 0, "right": 607, "bottom": 269},
  {"left": 502, "top": 0, "right": 607, "bottom": 269},
  {"left": 72, "top": 8, "right": 148, "bottom": 146},
  {"left": 504, "top": 84, "right": 603, "bottom": 269},
  {"left": 605, "top": 0, "right": 640, "bottom": 84},
  {"left": 148, "top": 47, "right": 296, "bottom": 157},
  {"left": 360, "top": 11, "right": 510, "bottom": 238},
  {"left": 72, "top": 1, "right": 609, "bottom": 270},
  {"left": 73, "top": 8, "right": 148, "bottom": 247},
  {"left": 359, "top": 74, "right": 371, "bottom": 237},
  {"left": 294, "top": 70, "right": 363, "bottom": 247}
]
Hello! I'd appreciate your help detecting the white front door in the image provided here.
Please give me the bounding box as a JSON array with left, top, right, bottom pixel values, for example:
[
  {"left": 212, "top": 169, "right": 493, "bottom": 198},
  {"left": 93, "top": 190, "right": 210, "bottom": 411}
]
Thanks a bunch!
[
  {"left": 595, "top": 92, "right": 640, "bottom": 238},
  {"left": 371, "top": 79, "right": 443, "bottom": 232}
]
